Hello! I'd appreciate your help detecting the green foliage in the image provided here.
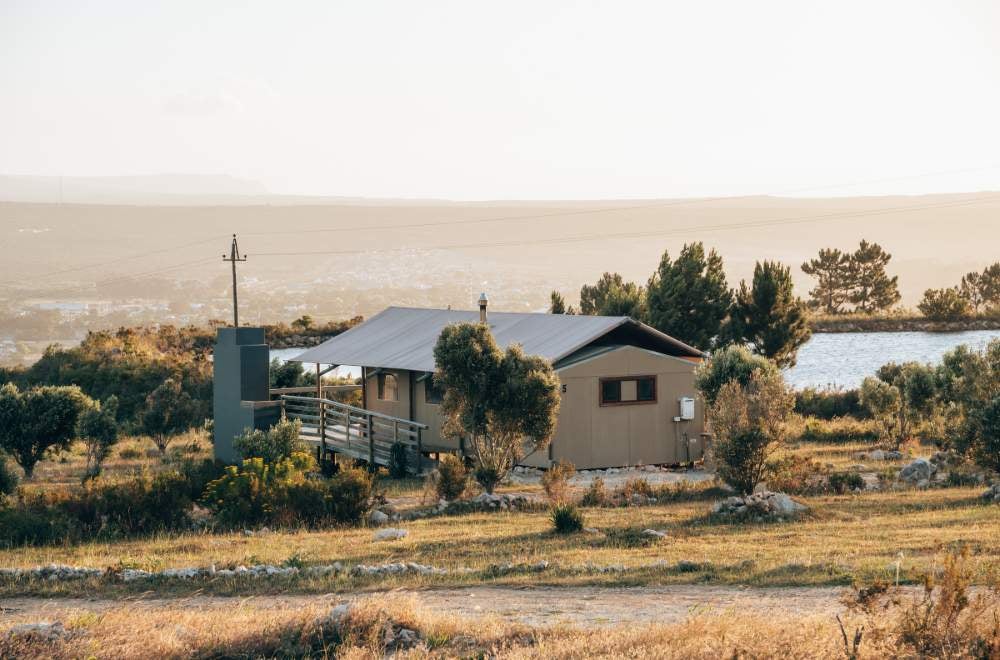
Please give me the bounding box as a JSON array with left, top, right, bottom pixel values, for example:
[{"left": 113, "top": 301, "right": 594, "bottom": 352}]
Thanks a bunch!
[
  {"left": 959, "top": 263, "right": 1000, "bottom": 312},
  {"left": 848, "top": 239, "right": 900, "bottom": 313},
  {"left": 473, "top": 466, "right": 502, "bottom": 494},
  {"left": 862, "top": 361, "right": 940, "bottom": 448},
  {"left": 269, "top": 358, "right": 317, "bottom": 389},
  {"left": 388, "top": 441, "right": 409, "bottom": 479},
  {"left": 578, "top": 272, "right": 644, "bottom": 317},
  {"left": 434, "top": 454, "right": 468, "bottom": 501},
  {"left": 0, "top": 382, "right": 91, "bottom": 478},
  {"left": 264, "top": 316, "right": 362, "bottom": 344},
  {"left": 433, "top": 323, "right": 560, "bottom": 493},
  {"left": 76, "top": 396, "right": 120, "bottom": 479},
  {"left": 918, "top": 287, "right": 972, "bottom": 321},
  {"left": 967, "top": 396, "right": 1000, "bottom": 473},
  {"left": 644, "top": 242, "right": 732, "bottom": 350},
  {"left": 693, "top": 344, "right": 778, "bottom": 406},
  {"left": 860, "top": 377, "right": 903, "bottom": 446},
  {"left": 201, "top": 451, "right": 316, "bottom": 527},
  {"left": 708, "top": 369, "right": 795, "bottom": 494},
  {"left": 140, "top": 377, "right": 199, "bottom": 455},
  {"left": 548, "top": 291, "right": 576, "bottom": 314},
  {"left": 828, "top": 471, "right": 865, "bottom": 494},
  {"left": 0, "top": 457, "right": 19, "bottom": 496},
  {"left": 797, "top": 416, "right": 879, "bottom": 444},
  {"left": 801, "top": 248, "right": 852, "bottom": 314},
  {"left": 550, "top": 503, "right": 584, "bottom": 534},
  {"left": 794, "top": 388, "right": 868, "bottom": 419},
  {"left": 727, "top": 260, "right": 811, "bottom": 368},
  {"left": 8, "top": 326, "right": 213, "bottom": 422},
  {"left": 233, "top": 419, "right": 303, "bottom": 464}
]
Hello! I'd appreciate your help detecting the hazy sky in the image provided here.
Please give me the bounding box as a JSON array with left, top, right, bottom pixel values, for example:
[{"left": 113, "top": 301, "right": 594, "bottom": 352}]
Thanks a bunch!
[{"left": 3, "top": 1, "right": 1000, "bottom": 199}]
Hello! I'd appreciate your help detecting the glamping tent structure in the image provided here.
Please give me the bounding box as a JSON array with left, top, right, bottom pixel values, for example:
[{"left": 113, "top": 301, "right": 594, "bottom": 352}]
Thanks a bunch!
[{"left": 289, "top": 298, "right": 709, "bottom": 470}]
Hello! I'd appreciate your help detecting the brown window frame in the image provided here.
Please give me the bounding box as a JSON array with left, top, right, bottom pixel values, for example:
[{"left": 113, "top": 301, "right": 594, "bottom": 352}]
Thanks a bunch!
[
  {"left": 377, "top": 372, "right": 398, "bottom": 401},
  {"left": 599, "top": 375, "right": 657, "bottom": 407}
]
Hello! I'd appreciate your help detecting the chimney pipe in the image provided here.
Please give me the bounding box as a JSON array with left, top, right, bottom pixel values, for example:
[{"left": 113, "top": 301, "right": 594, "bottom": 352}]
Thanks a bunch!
[{"left": 478, "top": 292, "right": 489, "bottom": 323}]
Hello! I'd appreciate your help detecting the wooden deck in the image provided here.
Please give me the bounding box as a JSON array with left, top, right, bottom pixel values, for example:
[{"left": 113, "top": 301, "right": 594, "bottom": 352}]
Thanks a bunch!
[{"left": 280, "top": 395, "right": 428, "bottom": 473}]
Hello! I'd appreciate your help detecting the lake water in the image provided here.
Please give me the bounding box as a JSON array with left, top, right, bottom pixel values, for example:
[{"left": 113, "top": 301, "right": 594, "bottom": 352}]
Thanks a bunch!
[
  {"left": 785, "top": 329, "right": 1000, "bottom": 390},
  {"left": 272, "top": 330, "right": 1000, "bottom": 392}
]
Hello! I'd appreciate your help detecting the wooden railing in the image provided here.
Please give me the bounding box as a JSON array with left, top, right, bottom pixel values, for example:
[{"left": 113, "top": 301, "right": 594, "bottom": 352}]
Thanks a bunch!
[
  {"left": 280, "top": 394, "right": 428, "bottom": 474},
  {"left": 268, "top": 385, "right": 362, "bottom": 399}
]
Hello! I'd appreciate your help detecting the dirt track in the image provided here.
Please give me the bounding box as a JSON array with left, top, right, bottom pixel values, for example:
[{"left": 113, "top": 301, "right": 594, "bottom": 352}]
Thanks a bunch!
[{"left": 1, "top": 584, "right": 847, "bottom": 629}]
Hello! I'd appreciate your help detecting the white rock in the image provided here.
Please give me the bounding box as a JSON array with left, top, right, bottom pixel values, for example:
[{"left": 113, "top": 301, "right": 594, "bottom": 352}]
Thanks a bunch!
[
  {"left": 641, "top": 529, "right": 668, "bottom": 538},
  {"left": 368, "top": 510, "right": 390, "bottom": 525},
  {"left": 373, "top": 528, "right": 408, "bottom": 541}
]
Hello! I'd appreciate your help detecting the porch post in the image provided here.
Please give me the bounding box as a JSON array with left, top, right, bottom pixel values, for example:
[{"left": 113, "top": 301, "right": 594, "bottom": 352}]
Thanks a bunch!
[{"left": 316, "top": 363, "right": 326, "bottom": 461}]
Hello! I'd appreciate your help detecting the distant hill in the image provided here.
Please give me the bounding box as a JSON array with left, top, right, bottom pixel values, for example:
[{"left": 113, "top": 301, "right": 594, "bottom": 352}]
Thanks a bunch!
[{"left": 0, "top": 174, "right": 270, "bottom": 205}]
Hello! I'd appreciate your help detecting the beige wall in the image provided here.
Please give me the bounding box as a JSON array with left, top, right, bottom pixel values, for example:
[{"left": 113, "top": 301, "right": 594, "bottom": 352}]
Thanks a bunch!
[
  {"left": 364, "top": 346, "right": 705, "bottom": 469},
  {"left": 522, "top": 346, "right": 705, "bottom": 470}
]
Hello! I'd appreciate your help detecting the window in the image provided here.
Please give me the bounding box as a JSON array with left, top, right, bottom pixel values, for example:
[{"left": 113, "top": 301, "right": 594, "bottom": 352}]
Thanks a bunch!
[
  {"left": 424, "top": 376, "right": 443, "bottom": 404},
  {"left": 599, "top": 375, "right": 656, "bottom": 406},
  {"left": 377, "top": 373, "right": 398, "bottom": 401}
]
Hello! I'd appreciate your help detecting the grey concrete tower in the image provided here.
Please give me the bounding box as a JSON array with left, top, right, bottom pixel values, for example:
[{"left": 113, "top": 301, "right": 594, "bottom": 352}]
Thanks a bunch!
[{"left": 212, "top": 327, "right": 271, "bottom": 463}]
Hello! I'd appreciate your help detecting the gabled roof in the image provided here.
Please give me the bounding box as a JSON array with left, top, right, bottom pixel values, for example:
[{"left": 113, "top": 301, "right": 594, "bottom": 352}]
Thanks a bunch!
[{"left": 290, "top": 306, "right": 704, "bottom": 372}]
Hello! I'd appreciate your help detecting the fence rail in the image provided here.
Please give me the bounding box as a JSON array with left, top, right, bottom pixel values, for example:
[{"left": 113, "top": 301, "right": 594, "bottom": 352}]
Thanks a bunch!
[{"left": 280, "top": 394, "right": 428, "bottom": 474}]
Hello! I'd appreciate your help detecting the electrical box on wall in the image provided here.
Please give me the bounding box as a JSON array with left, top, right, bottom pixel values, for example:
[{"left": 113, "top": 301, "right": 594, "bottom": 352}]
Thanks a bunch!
[{"left": 679, "top": 397, "right": 695, "bottom": 420}]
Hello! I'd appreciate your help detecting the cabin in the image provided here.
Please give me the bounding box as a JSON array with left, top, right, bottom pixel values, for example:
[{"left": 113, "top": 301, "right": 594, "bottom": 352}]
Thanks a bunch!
[{"left": 288, "top": 297, "right": 710, "bottom": 470}]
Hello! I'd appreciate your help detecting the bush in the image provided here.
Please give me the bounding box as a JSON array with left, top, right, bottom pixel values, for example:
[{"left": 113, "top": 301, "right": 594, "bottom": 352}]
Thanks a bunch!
[
  {"left": 694, "top": 345, "right": 779, "bottom": 406},
  {"left": 0, "top": 505, "right": 72, "bottom": 547},
  {"left": 0, "top": 457, "right": 19, "bottom": 496},
  {"left": 794, "top": 388, "right": 867, "bottom": 419},
  {"left": 233, "top": 419, "right": 303, "bottom": 464},
  {"left": 387, "top": 442, "right": 409, "bottom": 479},
  {"left": 714, "top": 428, "right": 773, "bottom": 495},
  {"left": 434, "top": 454, "right": 468, "bottom": 501},
  {"left": 473, "top": 466, "right": 502, "bottom": 494},
  {"left": 580, "top": 477, "right": 609, "bottom": 506},
  {"left": 918, "top": 287, "right": 972, "bottom": 321},
  {"left": 767, "top": 455, "right": 827, "bottom": 495},
  {"left": 969, "top": 396, "right": 1000, "bottom": 474},
  {"left": 828, "top": 471, "right": 865, "bottom": 494},
  {"left": 550, "top": 503, "right": 584, "bottom": 534},
  {"left": 326, "top": 467, "right": 374, "bottom": 524},
  {"left": 202, "top": 452, "right": 316, "bottom": 528},
  {"left": 541, "top": 460, "right": 575, "bottom": 504},
  {"left": 796, "top": 416, "right": 879, "bottom": 443},
  {"left": 79, "top": 471, "right": 194, "bottom": 535}
]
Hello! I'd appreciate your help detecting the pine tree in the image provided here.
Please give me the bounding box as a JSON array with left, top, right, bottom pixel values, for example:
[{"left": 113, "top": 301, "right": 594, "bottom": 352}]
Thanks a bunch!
[
  {"left": 847, "top": 240, "right": 900, "bottom": 313},
  {"left": 549, "top": 291, "right": 576, "bottom": 314},
  {"left": 801, "top": 248, "right": 851, "bottom": 314},
  {"left": 959, "top": 271, "right": 985, "bottom": 312},
  {"left": 644, "top": 242, "right": 732, "bottom": 350},
  {"left": 980, "top": 263, "right": 1000, "bottom": 310},
  {"left": 578, "top": 273, "right": 643, "bottom": 318},
  {"left": 727, "top": 260, "right": 811, "bottom": 368}
]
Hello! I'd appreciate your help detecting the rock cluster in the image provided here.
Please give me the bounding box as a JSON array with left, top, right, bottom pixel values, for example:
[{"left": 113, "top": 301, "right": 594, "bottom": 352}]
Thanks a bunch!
[
  {"left": 898, "top": 458, "right": 937, "bottom": 486},
  {"left": 0, "top": 564, "right": 103, "bottom": 581},
  {"left": 711, "top": 491, "right": 808, "bottom": 519},
  {"left": 350, "top": 562, "right": 452, "bottom": 576},
  {"left": 641, "top": 529, "right": 668, "bottom": 539},
  {"left": 852, "top": 449, "right": 904, "bottom": 462},
  {"left": 982, "top": 484, "right": 1000, "bottom": 503},
  {"left": 322, "top": 602, "right": 424, "bottom": 653},
  {"left": 6, "top": 622, "right": 70, "bottom": 642}
]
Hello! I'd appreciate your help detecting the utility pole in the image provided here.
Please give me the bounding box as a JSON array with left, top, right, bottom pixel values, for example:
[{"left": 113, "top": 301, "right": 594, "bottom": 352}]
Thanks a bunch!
[{"left": 222, "top": 234, "right": 247, "bottom": 327}]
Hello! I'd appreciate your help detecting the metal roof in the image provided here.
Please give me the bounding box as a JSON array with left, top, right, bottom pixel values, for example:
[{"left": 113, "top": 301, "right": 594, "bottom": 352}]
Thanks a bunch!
[{"left": 290, "top": 306, "right": 703, "bottom": 371}]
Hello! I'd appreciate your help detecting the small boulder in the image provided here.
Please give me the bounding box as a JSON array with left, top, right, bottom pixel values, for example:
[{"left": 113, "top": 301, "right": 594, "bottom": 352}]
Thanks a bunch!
[
  {"left": 899, "top": 458, "right": 936, "bottom": 484},
  {"left": 373, "top": 528, "right": 408, "bottom": 542},
  {"left": 641, "top": 529, "right": 668, "bottom": 539},
  {"left": 982, "top": 484, "right": 1000, "bottom": 503},
  {"left": 368, "top": 510, "right": 390, "bottom": 526}
]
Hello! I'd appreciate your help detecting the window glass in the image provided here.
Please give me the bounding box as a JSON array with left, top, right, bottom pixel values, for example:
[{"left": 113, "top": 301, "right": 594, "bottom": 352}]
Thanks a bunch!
[
  {"left": 378, "top": 373, "right": 398, "bottom": 401},
  {"left": 425, "top": 376, "right": 443, "bottom": 404},
  {"left": 637, "top": 376, "right": 656, "bottom": 401},
  {"left": 601, "top": 379, "right": 621, "bottom": 404}
]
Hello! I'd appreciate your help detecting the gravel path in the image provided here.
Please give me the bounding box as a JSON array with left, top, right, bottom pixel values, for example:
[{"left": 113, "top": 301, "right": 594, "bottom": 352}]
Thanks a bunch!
[{"left": 1, "top": 584, "right": 847, "bottom": 629}]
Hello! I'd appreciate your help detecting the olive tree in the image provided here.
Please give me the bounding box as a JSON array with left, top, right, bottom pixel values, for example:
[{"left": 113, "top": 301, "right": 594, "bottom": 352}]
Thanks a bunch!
[
  {"left": 76, "top": 395, "right": 120, "bottom": 479},
  {"left": 140, "top": 378, "right": 199, "bottom": 456},
  {"left": 0, "top": 382, "right": 90, "bottom": 478},
  {"left": 707, "top": 369, "right": 794, "bottom": 494},
  {"left": 433, "top": 323, "right": 561, "bottom": 493},
  {"left": 694, "top": 344, "right": 779, "bottom": 407}
]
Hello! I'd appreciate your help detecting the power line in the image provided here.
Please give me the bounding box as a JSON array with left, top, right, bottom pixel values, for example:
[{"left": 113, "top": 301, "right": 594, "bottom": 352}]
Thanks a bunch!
[{"left": 250, "top": 193, "right": 1000, "bottom": 258}]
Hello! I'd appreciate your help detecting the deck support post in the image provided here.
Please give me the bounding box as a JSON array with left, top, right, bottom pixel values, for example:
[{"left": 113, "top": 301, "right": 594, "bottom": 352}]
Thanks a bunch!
[
  {"left": 316, "top": 363, "right": 326, "bottom": 461},
  {"left": 367, "top": 413, "right": 375, "bottom": 470},
  {"left": 416, "top": 427, "right": 423, "bottom": 474}
]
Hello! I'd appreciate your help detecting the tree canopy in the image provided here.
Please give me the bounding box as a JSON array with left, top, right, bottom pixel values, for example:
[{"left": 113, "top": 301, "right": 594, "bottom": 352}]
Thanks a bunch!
[
  {"left": 801, "top": 248, "right": 852, "bottom": 314},
  {"left": 644, "top": 242, "right": 731, "bottom": 351},
  {"left": 433, "top": 322, "right": 560, "bottom": 493},
  {"left": 0, "top": 383, "right": 91, "bottom": 477},
  {"left": 578, "top": 273, "right": 644, "bottom": 318},
  {"left": 727, "top": 260, "right": 811, "bottom": 368},
  {"left": 848, "top": 239, "right": 900, "bottom": 313}
]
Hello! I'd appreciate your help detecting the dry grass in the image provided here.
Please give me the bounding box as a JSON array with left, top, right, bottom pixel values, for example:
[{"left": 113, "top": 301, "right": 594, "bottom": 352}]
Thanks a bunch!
[{"left": 3, "top": 588, "right": 997, "bottom": 659}]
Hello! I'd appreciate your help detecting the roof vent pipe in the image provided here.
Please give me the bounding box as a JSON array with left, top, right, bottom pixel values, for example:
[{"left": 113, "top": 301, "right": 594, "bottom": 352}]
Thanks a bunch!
[{"left": 478, "top": 292, "right": 489, "bottom": 323}]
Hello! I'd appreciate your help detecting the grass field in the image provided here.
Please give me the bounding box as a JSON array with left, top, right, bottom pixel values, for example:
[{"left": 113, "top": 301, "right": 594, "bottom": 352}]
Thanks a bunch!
[{"left": 1, "top": 433, "right": 997, "bottom": 600}]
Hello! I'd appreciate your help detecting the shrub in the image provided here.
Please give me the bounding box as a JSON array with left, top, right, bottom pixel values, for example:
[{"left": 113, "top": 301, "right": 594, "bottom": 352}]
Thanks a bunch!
[
  {"left": 202, "top": 452, "right": 316, "bottom": 528},
  {"left": 233, "top": 419, "right": 303, "bottom": 464},
  {"left": 767, "top": 455, "right": 827, "bottom": 495},
  {"left": 969, "top": 396, "right": 1000, "bottom": 474},
  {"left": 117, "top": 445, "right": 142, "bottom": 460},
  {"left": 76, "top": 396, "right": 120, "bottom": 479},
  {"left": 0, "top": 383, "right": 92, "bottom": 478},
  {"left": 580, "top": 477, "right": 609, "bottom": 506},
  {"left": 694, "top": 345, "right": 779, "bottom": 406},
  {"left": 794, "top": 387, "right": 867, "bottom": 419},
  {"left": 0, "top": 457, "right": 19, "bottom": 496},
  {"left": 387, "top": 442, "right": 409, "bottom": 479},
  {"left": 550, "top": 503, "right": 584, "bottom": 534},
  {"left": 828, "top": 471, "right": 865, "bottom": 494},
  {"left": 434, "top": 454, "right": 468, "bottom": 501},
  {"left": 0, "top": 505, "right": 72, "bottom": 547},
  {"left": 140, "top": 378, "right": 199, "bottom": 456},
  {"left": 473, "top": 466, "right": 502, "bottom": 494},
  {"left": 797, "top": 416, "right": 879, "bottom": 443},
  {"left": 541, "top": 460, "right": 575, "bottom": 504},
  {"left": 79, "top": 471, "right": 194, "bottom": 535},
  {"left": 918, "top": 287, "right": 972, "bottom": 321},
  {"left": 709, "top": 368, "right": 794, "bottom": 494},
  {"left": 326, "top": 467, "right": 374, "bottom": 524}
]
